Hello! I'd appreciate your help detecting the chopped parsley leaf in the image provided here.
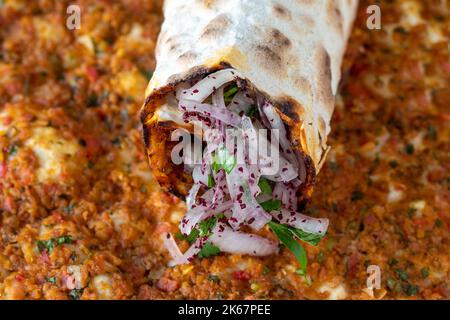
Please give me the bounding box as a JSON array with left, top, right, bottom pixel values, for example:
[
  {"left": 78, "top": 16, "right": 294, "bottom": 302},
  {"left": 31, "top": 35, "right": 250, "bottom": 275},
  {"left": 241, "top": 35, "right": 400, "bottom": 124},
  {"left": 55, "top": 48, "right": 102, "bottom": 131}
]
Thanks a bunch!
[
  {"left": 427, "top": 124, "right": 437, "bottom": 141},
  {"left": 212, "top": 147, "right": 236, "bottom": 174},
  {"left": 260, "top": 199, "right": 282, "bottom": 212},
  {"left": 420, "top": 267, "right": 429, "bottom": 279},
  {"left": 207, "top": 174, "right": 215, "bottom": 188},
  {"left": 268, "top": 221, "right": 308, "bottom": 273},
  {"left": 223, "top": 85, "right": 238, "bottom": 104},
  {"left": 263, "top": 266, "right": 271, "bottom": 275},
  {"left": 258, "top": 178, "right": 272, "bottom": 195},
  {"left": 68, "top": 288, "right": 84, "bottom": 300},
  {"left": 246, "top": 106, "right": 258, "bottom": 117},
  {"left": 208, "top": 274, "right": 220, "bottom": 283},
  {"left": 47, "top": 277, "right": 57, "bottom": 284},
  {"left": 198, "top": 242, "right": 220, "bottom": 258},
  {"left": 37, "top": 235, "right": 73, "bottom": 253},
  {"left": 404, "top": 284, "right": 419, "bottom": 296},
  {"left": 289, "top": 228, "right": 326, "bottom": 246},
  {"left": 185, "top": 228, "right": 200, "bottom": 244},
  {"left": 395, "top": 268, "right": 408, "bottom": 281},
  {"left": 198, "top": 217, "right": 217, "bottom": 237}
]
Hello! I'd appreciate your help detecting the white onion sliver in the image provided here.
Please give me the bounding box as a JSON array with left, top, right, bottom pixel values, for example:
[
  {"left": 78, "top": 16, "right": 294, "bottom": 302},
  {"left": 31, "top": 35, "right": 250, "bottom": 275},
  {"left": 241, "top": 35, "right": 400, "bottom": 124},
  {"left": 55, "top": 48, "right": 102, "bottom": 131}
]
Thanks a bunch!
[
  {"left": 228, "top": 91, "right": 253, "bottom": 115},
  {"left": 271, "top": 209, "right": 329, "bottom": 235},
  {"left": 179, "top": 69, "right": 239, "bottom": 102},
  {"left": 161, "top": 232, "right": 183, "bottom": 261},
  {"left": 168, "top": 236, "right": 206, "bottom": 267},
  {"left": 179, "top": 99, "right": 241, "bottom": 127},
  {"left": 209, "top": 222, "right": 279, "bottom": 256},
  {"left": 212, "top": 86, "right": 226, "bottom": 109}
]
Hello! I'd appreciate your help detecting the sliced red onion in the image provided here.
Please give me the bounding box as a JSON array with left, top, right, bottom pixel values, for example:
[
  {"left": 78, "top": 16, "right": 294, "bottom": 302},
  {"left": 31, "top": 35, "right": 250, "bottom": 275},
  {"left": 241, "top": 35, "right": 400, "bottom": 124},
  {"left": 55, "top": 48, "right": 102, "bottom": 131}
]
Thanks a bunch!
[
  {"left": 193, "top": 165, "right": 209, "bottom": 186},
  {"left": 175, "top": 82, "right": 191, "bottom": 100},
  {"left": 161, "top": 232, "right": 183, "bottom": 261},
  {"left": 180, "top": 207, "right": 210, "bottom": 236},
  {"left": 178, "top": 69, "right": 239, "bottom": 102},
  {"left": 261, "top": 101, "right": 307, "bottom": 182},
  {"left": 226, "top": 166, "right": 271, "bottom": 231},
  {"left": 241, "top": 116, "right": 297, "bottom": 182},
  {"left": 273, "top": 181, "right": 298, "bottom": 210},
  {"left": 212, "top": 86, "right": 226, "bottom": 109},
  {"left": 179, "top": 99, "right": 241, "bottom": 128},
  {"left": 186, "top": 182, "right": 201, "bottom": 210},
  {"left": 228, "top": 91, "right": 253, "bottom": 115},
  {"left": 209, "top": 222, "right": 279, "bottom": 256},
  {"left": 168, "top": 236, "right": 207, "bottom": 267},
  {"left": 271, "top": 209, "right": 329, "bottom": 235}
]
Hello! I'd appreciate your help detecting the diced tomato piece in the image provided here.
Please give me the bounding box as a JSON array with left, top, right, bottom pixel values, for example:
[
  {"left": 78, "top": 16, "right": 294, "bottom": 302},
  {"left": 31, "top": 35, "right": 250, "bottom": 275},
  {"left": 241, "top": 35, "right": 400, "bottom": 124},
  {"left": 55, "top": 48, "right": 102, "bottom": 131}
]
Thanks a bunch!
[
  {"left": 0, "top": 162, "right": 7, "bottom": 178},
  {"left": 15, "top": 274, "right": 25, "bottom": 282},
  {"left": 85, "top": 66, "right": 99, "bottom": 82},
  {"left": 233, "top": 270, "right": 251, "bottom": 281},
  {"left": 84, "top": 136, "right": 102, "bottom": 159}
]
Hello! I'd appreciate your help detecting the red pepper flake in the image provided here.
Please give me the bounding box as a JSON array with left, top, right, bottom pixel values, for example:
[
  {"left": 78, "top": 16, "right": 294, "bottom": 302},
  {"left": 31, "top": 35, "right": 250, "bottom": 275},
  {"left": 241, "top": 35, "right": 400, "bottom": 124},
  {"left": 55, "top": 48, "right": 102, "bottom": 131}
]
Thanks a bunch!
[{"left": 233, "top": 270, "right": 250, "bottom": 281}]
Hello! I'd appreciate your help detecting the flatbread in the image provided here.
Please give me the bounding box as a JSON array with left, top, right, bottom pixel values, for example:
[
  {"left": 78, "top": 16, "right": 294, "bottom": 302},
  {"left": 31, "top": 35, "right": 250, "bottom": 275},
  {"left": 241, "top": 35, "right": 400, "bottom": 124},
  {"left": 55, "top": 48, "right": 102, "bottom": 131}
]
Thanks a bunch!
[{"left": 141, "top": 0, "right": 358, "bottom": 198}]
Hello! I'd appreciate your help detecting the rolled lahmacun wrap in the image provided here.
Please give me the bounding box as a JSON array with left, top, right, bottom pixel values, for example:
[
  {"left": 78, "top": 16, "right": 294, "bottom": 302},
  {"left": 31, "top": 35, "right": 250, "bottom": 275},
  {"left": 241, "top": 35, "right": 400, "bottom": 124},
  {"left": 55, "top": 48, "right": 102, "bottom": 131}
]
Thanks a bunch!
[{"left": 141, "top": 0, "right": 358, "bottom": 267}]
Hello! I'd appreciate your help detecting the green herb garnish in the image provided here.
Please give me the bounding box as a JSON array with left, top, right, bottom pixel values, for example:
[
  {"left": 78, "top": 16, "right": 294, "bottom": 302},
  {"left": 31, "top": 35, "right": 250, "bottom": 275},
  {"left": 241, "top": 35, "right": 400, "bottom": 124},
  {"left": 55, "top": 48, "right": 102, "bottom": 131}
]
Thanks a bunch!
[
  {"left": 198, "top": 242, "right": 220, "bottom": 258},
  {"left": 434, "top": 218, "right": 443, "bottom": 228},
  {"left": 185, "top": 228, "right": 200, "bottom": 245},
  {"left": 268, "top": 221, "right": 308, "bottom": 273},
  {"left": 223, "top": 85, "right": 238, "bottom": 103},
  {"left": 289, "top": 228, "right": 326, "bottom": 246},
  {"left": 395, "top": 268, "right": 408, "bottom": 281},
  {"left": 68, "top": 288, "right": 84, "bottom": 300},
  {"left": 8, "top": 144, "right": 18, "bottom": 156},
  {"left": 404, "top": 284, "right": 419, "bottom": 296},
  {"left": 198, "top": 217, "right": 218, "bottom": 237},
  {"left": 246, "top": 106, "right": 258, "bottom": 117},
  {"left": 420, "top": 267, "right": 429, "bottom": 279},
  {"left": 263, "top": 266, "right": 271, "bottom": 275},
  {"left": 208, "top": 274, "right": 220, "bottom": 283},
  {"left": 47, "top": 277, "right": 57, "bottom": 284},
  {"left": 258, "top": 178, "right": 272, "bottom": 195},
  {"left": 260, "top": 199, "right": 282, "bottom": 212},
  {"left": 207, "top": 174, "right": 215, "bottom": 188},
  {"left": 37, "top": 235, "right": 73, "bottom": 253},
  {"left": 427, "top": 124, "right": 437, "bottom": 141},
  {"left": 212, "top": 147, "right": 236, "bottom": 174},
  {"left": 63, "top": 203, "right": 76, "bottom": 214},
  {"left": 178, "top": 216, "right": 218, "bottom": 245}
]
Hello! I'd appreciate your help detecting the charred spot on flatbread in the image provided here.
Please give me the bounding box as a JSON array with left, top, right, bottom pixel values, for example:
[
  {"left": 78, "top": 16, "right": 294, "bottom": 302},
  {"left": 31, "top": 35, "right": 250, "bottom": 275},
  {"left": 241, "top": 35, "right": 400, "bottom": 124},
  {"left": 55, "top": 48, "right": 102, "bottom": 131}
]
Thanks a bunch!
[
  {"left": 273, "top": 3, "right": 292, "bottom": 20},
  {"left": 327, "top": 1, "right": 344, "bottom": 35},
  {"left": 200, "top": 14, "right": 232, "bottom": 40},
  {"left": 314, "top": 46, "right": 334, "bottom": 109}
]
